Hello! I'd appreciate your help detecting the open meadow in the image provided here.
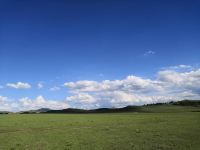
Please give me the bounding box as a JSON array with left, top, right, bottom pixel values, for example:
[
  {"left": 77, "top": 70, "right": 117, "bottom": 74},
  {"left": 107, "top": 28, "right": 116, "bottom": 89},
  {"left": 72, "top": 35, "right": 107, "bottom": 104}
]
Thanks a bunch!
[
  {"left": 1, "top": 0, "right": 200, "bottom": 149},
  {"left": 0, "top": 109, "right": 199, "bottom": 150}
]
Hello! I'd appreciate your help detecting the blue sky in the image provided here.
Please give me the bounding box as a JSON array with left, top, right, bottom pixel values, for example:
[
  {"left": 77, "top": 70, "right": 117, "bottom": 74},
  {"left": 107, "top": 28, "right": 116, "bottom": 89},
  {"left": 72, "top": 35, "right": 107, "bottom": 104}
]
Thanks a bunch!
[{"left": 0, "top": 0, "right": 200, "bottom": 111}]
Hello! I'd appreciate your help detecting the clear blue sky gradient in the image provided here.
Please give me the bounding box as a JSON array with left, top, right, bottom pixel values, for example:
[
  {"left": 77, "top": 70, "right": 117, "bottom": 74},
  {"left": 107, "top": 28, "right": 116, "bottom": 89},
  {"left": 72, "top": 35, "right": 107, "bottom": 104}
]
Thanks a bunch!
[{"left": 0, "top": 0, "right": 200, "bottom": 100}]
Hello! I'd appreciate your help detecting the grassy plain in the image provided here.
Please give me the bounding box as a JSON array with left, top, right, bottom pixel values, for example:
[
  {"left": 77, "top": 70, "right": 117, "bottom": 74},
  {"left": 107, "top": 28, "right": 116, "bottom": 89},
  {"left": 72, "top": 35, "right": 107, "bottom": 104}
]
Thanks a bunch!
[{"left": 0, "top": 106, "right": 199, "bottom": 150}]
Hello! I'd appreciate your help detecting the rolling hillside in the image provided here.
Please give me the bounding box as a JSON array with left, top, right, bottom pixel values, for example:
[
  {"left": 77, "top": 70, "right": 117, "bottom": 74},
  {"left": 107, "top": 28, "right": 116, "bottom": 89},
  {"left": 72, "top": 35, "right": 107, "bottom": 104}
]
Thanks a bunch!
[{"left": 18, "top": 100, "right": 200, "bottom": 114}]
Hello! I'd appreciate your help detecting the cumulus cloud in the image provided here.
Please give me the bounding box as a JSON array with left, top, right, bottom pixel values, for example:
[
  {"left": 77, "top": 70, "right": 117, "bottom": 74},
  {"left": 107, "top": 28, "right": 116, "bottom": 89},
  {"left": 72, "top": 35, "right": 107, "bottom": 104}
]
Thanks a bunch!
[
  {"left": 1, "top": 64, "right": 200, "bottom": 111},
  {"left": 0, "top": 96, "right": 18, "bottom": 111},
  {"left": 64, "top": 76, "right": 163, "bottom": 94},
  {"left": 66, "top": 93, "right": 97, "bottom": 109},
  {"left": 66, "top": 93, "right": 96, "bottom": 104},
  {"left": 0, "top": 96, "right": 8, "bottom": 103},
  {"left": 19, "top": 96, "right": 69, "bottom": 110},
  {"left": 0, "top": 95, "right": 69, "bottom": 111},
  {"left": 64, "top": 67, "right": 200, "bottom": 108},
  {"left": 158, "top": 69, "right": 200, "bottom": 94},
  {"left": 7, "top": 82, "right": 31, "bottom": 89}
]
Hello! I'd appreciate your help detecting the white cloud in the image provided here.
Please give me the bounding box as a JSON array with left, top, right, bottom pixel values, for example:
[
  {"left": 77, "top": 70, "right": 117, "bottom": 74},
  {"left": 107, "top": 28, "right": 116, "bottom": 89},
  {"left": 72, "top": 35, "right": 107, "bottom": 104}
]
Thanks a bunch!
[
  {"left": 7, "top": 82, "right": 31, "bottom": 89},
  {"left": 144, "top": 50, "right": 155, "bottom": 56},
  {"left": 107, "top": 92, "right": 177, "bottom": 108},
  {"left": 1, "top": 64, "right": 200, "bottom": 111},
  {"left": 19, "top": 96, "right": 69, "bottom": 110},
  {"left": 0, "top": 95, "right": 69, "bottom": 112},
  {"left": 37, "top": 82, "right": 43, "bottom": 89},
  {"left": 66, "top": 93, "right": 96, "bottom": 104},
  {"left": 0, "top": 96, "right": 8, "bottom": 102},
  {"left": 0, "top": 96, "right": 18, "bottom": 111},
  {"left": 158, "top": 69, "right": 200, "bottom": 94},
  {"left": 64, "top": 76, "right": 163, "bottom": 93},
  {"left": 64, "top": 81, "right": 99, "bottom": 92},
  {"left": 50, "top": 86, "right": 60, "bottom": 91},
  {"left": 64, "top": 67, "right": 200, "bottom": 108}
]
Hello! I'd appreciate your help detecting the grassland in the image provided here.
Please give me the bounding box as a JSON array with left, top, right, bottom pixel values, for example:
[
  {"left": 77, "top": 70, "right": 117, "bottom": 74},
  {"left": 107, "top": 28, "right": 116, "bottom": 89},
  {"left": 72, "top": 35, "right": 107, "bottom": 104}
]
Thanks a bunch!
[{"left": 0, "top": 106, "right": 200, "bottom": 150}]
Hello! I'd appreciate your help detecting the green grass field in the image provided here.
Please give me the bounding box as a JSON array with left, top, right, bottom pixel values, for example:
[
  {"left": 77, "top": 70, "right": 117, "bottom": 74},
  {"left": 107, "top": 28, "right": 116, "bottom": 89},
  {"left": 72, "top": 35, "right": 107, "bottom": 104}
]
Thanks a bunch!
[{"left": 0, "top": 107, "right": 200, "bottom": 150}]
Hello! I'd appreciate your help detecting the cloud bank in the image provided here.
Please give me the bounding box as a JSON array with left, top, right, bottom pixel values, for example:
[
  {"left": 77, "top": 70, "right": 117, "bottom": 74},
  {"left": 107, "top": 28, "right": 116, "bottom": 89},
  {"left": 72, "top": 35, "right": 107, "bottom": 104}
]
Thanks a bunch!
[
  {"left": 64, "top": 67, "right": 200, "bottom": 108},
  {"left": 0, "top": 96, "right": 69, "bottom": 112},
  {"left": 1, "top": 65, "right": 200, "bottom": 111},
  {"left": 19, "top": 96, "right": 69, "bottom": 111}
]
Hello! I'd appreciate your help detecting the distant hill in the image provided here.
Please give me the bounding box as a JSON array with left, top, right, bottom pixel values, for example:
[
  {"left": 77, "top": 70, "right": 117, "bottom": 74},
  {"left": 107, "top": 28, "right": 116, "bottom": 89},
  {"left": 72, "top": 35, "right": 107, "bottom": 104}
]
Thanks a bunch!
[
  {"left": 171, "top": 100, "right": 200, "bottom": 106},
  {"left": 0, "top": 111, "right": 10, "bottom": 114},
  {"left": 3, "top": 100, "right": 199, "bottom": 114},
  {"left": 20, "top": 108, "right": 51, "bottom": 114},
  {"left": 42, "top": 100, "right": 200, "bottom": 114},
  {"left": 43, "top": 106, "right": 141, "bottom": 114}
]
